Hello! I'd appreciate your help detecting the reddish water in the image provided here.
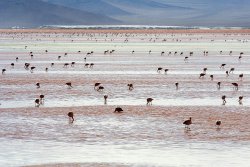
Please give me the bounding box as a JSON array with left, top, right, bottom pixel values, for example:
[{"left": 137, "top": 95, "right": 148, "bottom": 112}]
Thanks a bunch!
[{"left": 0, "top": 32, "right": 250, "bottom": 167}]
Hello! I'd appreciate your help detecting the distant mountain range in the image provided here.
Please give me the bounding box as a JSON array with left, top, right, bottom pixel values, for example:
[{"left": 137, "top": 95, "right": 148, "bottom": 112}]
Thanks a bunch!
[
  {"left": 0, "top": 0, "right": 250, "bottom": 28},
  {"left": 0, "top": 0, "right": 120, "bottom": 28}
]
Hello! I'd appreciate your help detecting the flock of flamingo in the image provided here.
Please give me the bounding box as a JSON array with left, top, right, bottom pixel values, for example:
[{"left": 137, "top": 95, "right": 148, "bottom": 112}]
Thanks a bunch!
[{"left": 1, "top": 32, "right": 249, "bottom": 130}]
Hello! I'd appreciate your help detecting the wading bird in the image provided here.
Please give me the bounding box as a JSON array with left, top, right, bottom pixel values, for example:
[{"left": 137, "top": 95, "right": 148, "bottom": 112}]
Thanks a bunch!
[
  {"left": 217, "top": 82, "right": 221, "bottom": 89},
  {"left": 2, "top": 69, "right": 6, "bottom": 75},
  {"left": 222, "top": 95, "right": 226, "bottom": 105},
  {"left": 127, "top": 84, "right": 134, "bottom": 91},
  {"left": 157, "top": 67, "right": 163, "bottom": 73},
  {"left": 239, "top": 74, "right": 243, "bottom": 81},
  {"left": 210, "top": 75, "right": 214, "bottom": 81},
  {"left": 232, "top": 83, "right": 238, "bottom": 90},
  {"left": 104, "top": 95, "right": 108, "bottom": 105},
  {"left": 238, "top": 96, "right": 243, "bottom": 105},
  {"left": 94, "top": 83, "right": 101, "bottom": 90},
  {"left": 66, "top": 82, "right": 73, "bottom": 88},
  {"left": 216, "top": 121, "right": 221, "bottom": 128},
  {"left": 68, "top": 112, "right": 74, "bottom": 123},
  {"left": 183, "top": 117, "right": 192, "bottom": 129},
  {"left": 35, "top": 99, "right": 40, "bottom": 107},
  {"left": 114, "top": 107, "right": 123, "bottom": 113},
  {"left": 147, "top": 98, "right": 153, "bottom": 105},
  {"left": 199, "top": 73, "right": 206, "bottom": 79},
  {"left": 175, "top": 82, "right": 179, "bottom": 90},
  {"left": 97, "top": 86, "right": 104, "bottom": 92}
]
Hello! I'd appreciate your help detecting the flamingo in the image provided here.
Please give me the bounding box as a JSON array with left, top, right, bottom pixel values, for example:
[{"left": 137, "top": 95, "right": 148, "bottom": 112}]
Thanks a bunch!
[
  {"left": 84, "top": 63, "right": 89, "bottom": 68},
  {"left": 66, "top": 82, "right": 73, "bottom": 88},
  {"left": 68, "top": 112, "right": 74, "bottom": 123},
  {"left": 203, "top": 68, "right": 207, "bottom": 74},
  {"left": 175, "top": 82, "right": 179, "bottom": 90},
  {"left": 127, "top": 84, "right": 134, "bottom": 91},
  {"left": 97, "top": 86, "right": 104, "bottom": 92},
  {"left": 239, "top": 55, "right": 242, "bottom": 61},
  {"left": 209, "top": 75, "right": 213, "bottom": 81},
  {"left": 238, "top": 96, "right": 243, "bottom": 105},
  {"left": 220, "top": 64, "right": 226, "bottom": 69},
  {"left": 184, "top": 57, "right": 189, "bottom": 62},
  {"left": 114, "top": 107, "right": 123, "bottom": 113},
  {"left": 183, "top": 117, "right": 192, "bottom": 129},
  {"left": 36, "top": 83, "right": 40, "bottom": 88},
  {"left": 199, "top": 73, "right": 206, "bottom": 79},
  {"left": 94, "top": 83, "right": 101, "bottom": 90},
  {"left": 239, "top": 74, "right": 243, "bottom": 81},
  {"left": 90, "top": 63, "right": 94, "bottom": 68},
  {"left": 222, "top": 95, "right": 226, "bottom": 105},
  {"left": 30, "top": 66, "right": 35, "bottom": 73},
  {"left": 24, "top": 63, "right": 30, "bottom": 70},
  {"left": 146, "top": 98, "right": 153, "bottom": 105},
  {"left": 64, "top": 63, "right": 69, "bottom": 68},
  {"left": 104, "top": 95, "right": 108, "bottom": 105},
  {"left": 11, "top": 63, "right": 14, "bottom": 68},
  {"left": 40, "top": 95, "right": 45, "bottom": 104},
  {"left": 205, "top": 51, "right": 208, "bottom": 56},
  {"left": 232, "top": 83, "right": 238, "bottom": 90},
  {"left": 229, "top": 68, "right": 235, "bottom": 73},
  {"left": 2, "top": 69, "right": 6, "bottom": 75},
  {"left": 217, "top": 82, "right": 221, "bottom": 89},
  {"left": 157, "top": 67, "right": 163, "bottom": 73},
  {"left": 216, "top": 121, "right": 221, "bottom": 128},
  {"left": 164, "top": 69, "right": 169, "bottom": 74},
  {"left": 35, "top": 99, "right": 40, "bottom": 107}
]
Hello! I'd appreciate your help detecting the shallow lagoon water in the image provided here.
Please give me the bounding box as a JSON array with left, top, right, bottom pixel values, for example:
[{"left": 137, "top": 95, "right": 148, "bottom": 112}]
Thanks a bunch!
[{"left": 0, "top": 31, "right": 250, "bottom": 167}]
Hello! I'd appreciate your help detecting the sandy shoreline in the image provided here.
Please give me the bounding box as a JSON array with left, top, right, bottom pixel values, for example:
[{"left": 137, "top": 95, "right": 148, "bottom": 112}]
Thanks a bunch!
[{"left": 1, "top": 28, "right": 250, "bottom": 34}]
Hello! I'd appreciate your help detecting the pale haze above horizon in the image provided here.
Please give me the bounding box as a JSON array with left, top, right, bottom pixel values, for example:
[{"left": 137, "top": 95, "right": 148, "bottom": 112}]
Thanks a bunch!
[{"left": 0, "top": 0, "right": 250, "bottom": 28}]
